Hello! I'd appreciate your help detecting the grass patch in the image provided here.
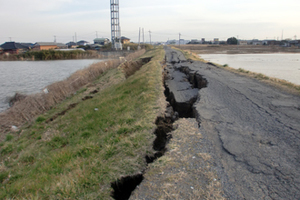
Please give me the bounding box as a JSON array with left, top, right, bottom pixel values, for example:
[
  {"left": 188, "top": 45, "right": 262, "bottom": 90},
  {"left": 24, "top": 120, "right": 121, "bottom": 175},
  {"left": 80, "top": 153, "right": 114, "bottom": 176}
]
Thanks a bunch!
[{"left": 0, "top": 47, "right": 165, "bottom": 199}]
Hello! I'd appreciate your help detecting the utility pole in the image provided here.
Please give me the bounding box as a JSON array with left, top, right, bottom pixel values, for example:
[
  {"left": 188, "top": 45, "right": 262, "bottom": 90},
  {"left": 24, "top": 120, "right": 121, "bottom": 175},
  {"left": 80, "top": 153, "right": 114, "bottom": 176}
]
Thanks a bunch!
[
  {"left": 73, "top": 36, "right": 75, "bottom": 42},
  {"left": 149, "top": 30, "right": 152, "bottom": 45},
  {"left": 142, "top": 28, "right": 145, "bottom": 48},
  {"left": 179, "top": 33, "right": 181, "bottom": 47},
  {"left": 138, "top": 27, "right": 141, "bottom": 50},
  {"left": 75, "top": 32, "right": 77, "bottom": 44},
  {"left": 54, "top": 35, "right": 56, "bottom": 43}
]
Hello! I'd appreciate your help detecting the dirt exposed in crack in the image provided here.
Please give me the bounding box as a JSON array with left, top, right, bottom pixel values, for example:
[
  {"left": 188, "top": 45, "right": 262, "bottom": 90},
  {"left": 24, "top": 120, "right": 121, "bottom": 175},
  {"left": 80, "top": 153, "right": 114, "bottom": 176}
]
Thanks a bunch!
[
  {"left": 111, "top": 173, "right": 144, "bottom": 200},
  {"left": 110, "top": 106, "right": 178, "bottom": 200},
  {"left": 46, "top": 103, "right": 78, "bottom": 123},
  {"left": 129, "top": 47, "right": 225, "bottom": 200},
  {"left": 121, "top": 57, "right": 152, "bottom": 78},
  {"left": 111, "top": 50, "right": 210, "bottom": 200},
  {"left": 81, "top": 95, "right": 93, "bottom": 101}
]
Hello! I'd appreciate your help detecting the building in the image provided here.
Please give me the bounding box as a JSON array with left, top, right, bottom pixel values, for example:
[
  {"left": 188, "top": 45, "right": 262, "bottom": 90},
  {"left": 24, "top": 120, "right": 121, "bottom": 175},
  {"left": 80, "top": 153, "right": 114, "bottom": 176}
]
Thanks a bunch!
[
  {"left": 66, "top": 42, "right": 78, "bottom": 48},
  {"left": 56, "top": 43, "right": 68, "bottom": 49},
  {"left": 94, "top": 38, "right": 110, "bottom": 45},
  {"left": 0, "top": 42, "right": 29, "bottom": 54},
  {"left": 189, "top": 39, "right": 201, "bottom": 44},
  {"left": 33, "top": 42, "right": 58, "bottom": 50},
  {"left": 249, "top": 39, "right": 263, "bottom": 45},
  {"left": 239, "top": 40, "right": 248, "bottom": 45},
  {"left": 77, "top": 40, "right": 89, "bottom": 46},
  {"left": 21, "top": 43, "right": 34, "bottom": 49},
  {"left": 213, "top": 38, "right": 219, "bottom": 44},
  {"left": 121, "top": 37, "right": 130, "bottom": 44},
  {"left": 33, "top": 42, "right": 67, "bottom": 50}
]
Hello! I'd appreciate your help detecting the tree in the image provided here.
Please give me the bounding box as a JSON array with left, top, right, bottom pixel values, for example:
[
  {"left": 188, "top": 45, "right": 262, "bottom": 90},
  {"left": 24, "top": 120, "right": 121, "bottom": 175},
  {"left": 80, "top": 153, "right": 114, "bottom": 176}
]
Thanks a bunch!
[{"left": 227, "top": 37, "right": 238, "bottom": 45}]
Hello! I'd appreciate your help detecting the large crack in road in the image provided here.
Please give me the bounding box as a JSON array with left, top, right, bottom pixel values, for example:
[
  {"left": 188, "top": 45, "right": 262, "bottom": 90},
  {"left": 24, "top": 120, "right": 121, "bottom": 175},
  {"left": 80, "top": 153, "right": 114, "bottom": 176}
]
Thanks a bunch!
[{"left": 164, "top": 47, "right": 300, "bottom": 199}]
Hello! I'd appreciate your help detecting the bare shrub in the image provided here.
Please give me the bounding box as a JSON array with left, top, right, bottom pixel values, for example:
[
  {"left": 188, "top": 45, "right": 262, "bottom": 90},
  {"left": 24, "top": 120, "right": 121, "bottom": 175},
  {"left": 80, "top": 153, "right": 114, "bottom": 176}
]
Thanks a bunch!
[{"left": 0, "top": 49, "right": 146, "bottom": 133}]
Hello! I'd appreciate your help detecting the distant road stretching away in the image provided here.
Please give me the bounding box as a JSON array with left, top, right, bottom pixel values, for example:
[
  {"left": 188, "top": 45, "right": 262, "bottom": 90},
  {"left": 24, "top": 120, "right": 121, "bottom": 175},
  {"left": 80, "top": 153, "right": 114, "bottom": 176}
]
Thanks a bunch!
[{"left": 164, "top": 47, "right": 300, "bottom": 199}]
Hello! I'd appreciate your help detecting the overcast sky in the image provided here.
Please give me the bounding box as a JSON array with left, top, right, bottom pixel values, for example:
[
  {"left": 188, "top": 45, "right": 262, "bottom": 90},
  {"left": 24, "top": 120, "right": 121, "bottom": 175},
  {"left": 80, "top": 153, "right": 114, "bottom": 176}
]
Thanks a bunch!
[{"left": 0, "top": 0, "right": 299, "bottom": 44}]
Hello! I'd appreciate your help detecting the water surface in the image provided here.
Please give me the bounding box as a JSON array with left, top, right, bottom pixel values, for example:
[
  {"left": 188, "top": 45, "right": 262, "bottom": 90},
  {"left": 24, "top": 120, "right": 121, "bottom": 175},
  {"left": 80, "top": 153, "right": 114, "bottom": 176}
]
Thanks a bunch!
[
  {"left": 200, "top": 54, "right": 300, "bottom": 85},
  {"left": 0, "top": 59, "right": 103, "bottom": 112}
]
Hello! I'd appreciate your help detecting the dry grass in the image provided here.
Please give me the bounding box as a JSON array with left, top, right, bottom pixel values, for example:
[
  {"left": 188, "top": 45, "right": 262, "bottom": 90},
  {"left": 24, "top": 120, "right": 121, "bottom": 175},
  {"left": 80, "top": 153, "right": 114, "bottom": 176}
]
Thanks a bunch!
[{"left": 0, "top": 50, "right": 146, "bottom": 136}]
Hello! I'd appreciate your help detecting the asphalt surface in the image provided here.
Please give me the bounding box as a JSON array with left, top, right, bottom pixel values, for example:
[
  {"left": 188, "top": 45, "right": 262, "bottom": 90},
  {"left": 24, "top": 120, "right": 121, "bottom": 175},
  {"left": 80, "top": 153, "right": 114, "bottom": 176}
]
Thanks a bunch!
[{"left": 164, "top": 47, "right": 300, "bottom": 200}]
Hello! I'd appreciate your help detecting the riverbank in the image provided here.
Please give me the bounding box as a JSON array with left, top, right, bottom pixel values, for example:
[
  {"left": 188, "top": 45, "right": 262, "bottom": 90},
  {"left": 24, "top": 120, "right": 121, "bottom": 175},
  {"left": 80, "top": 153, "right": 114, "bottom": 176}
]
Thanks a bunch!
[
  {"left": 0, "top": 49, "right": 140, "bottom": 61},
  {"left": 0, "top": 50, "right": 145, "bottom": 134},
  {"left": 174, "top": 44, "right": 300, "bottom": 54},
  {"left": 0, "top": 47, "right": 166, "bottom": 199},
  {"left": 174, "top": 47, "right": 300, "bottom": 95}
]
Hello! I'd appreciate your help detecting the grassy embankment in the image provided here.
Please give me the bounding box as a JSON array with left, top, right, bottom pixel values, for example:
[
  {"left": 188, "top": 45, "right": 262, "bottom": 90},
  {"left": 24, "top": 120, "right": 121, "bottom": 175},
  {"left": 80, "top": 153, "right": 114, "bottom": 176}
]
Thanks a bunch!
[
  {"left": 0, "top": 50, "right": 146, "bottom": 135},
  {"left": 173, "top": 47, "right": 300, "bottom": 95},
  {"left": 0, "top": 47, "right": 166, "bottom": 199},
  {"left": 0, "top": 50, "right": 101, "bottom": 61}
]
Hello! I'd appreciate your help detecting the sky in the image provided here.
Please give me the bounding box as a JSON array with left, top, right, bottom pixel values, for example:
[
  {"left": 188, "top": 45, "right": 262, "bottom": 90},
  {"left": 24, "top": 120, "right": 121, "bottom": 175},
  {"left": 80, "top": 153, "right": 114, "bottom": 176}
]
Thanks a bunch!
[{"left": 0, "top": 0, "right": 299, "bottom": 44}]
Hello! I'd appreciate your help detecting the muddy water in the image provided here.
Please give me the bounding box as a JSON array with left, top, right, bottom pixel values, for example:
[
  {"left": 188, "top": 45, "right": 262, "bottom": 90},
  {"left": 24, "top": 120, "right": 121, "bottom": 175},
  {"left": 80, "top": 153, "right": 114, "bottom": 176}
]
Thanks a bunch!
[
  {"left": 0, "top": 59, "right": 103, "bottom": 112},
  {"left": 200, "top": 53, "right": 300, "bottom": 85}
]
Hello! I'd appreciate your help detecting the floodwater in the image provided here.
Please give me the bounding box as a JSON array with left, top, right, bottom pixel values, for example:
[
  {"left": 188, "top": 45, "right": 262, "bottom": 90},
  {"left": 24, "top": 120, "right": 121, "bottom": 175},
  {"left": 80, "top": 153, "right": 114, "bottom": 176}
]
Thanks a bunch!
[
  {"left": 199, "top": 54, "right": 300, "bottom": 85},
  {"left": 0, "top": 59, "right": 103, "bottom": 112}
]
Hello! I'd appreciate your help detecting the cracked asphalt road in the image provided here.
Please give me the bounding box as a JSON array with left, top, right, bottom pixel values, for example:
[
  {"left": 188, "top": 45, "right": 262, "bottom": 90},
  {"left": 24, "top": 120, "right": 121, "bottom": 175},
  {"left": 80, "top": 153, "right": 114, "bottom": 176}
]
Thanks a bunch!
[{"left": 165, "top": 47, "right": 300, "bottom": 199}]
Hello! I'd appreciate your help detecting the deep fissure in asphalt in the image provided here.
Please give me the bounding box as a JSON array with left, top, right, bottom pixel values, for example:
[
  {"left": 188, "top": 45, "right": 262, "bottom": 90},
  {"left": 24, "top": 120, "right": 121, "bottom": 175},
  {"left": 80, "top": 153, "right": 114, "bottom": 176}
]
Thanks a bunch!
[{"left": 110, "top": 53, "right": 208, "bottom": 200}]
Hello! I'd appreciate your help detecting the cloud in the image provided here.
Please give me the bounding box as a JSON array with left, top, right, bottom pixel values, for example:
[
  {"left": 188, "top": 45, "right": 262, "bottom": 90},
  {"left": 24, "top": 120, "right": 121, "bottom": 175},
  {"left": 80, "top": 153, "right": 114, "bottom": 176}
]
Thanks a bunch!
[{"left": 0, "top": 0, "right": 300, "bottom": 43}]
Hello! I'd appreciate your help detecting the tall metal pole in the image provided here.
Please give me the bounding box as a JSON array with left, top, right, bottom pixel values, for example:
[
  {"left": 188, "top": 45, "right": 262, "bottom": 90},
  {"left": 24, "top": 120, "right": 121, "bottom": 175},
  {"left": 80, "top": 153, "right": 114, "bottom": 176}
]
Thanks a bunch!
[
  {"left": 138, "top": 27, "right": 141, "bottom": 50},
  {"left": 142, "top": 28, "right": 144, "bottom": 48},
  {"left": 179, "top": 33, "right": 181, "bottom": 47},
  {"left": 111, "top": 0, "right": 121, "bottom": 50}
]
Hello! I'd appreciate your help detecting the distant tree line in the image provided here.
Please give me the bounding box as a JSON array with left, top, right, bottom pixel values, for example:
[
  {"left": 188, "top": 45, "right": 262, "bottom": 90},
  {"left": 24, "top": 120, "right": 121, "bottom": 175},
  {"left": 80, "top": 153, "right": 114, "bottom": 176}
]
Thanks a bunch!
[{"left": 227, "top": 37, "right": 238, "bottom": 45}]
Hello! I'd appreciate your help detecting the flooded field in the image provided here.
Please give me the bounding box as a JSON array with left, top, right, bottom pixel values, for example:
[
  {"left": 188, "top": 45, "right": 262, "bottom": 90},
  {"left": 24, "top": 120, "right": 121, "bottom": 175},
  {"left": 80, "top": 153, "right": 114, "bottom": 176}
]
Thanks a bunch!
[{"left": 200, "top": 53, "right": 300, "bottom": 85}]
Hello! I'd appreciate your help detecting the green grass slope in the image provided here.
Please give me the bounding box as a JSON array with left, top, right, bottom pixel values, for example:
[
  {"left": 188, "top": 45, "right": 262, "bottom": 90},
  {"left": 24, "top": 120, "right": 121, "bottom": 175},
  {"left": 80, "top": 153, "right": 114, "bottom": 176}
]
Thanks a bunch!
[{"left": 0, "top": 47, "right": 165, "bottom": 199}]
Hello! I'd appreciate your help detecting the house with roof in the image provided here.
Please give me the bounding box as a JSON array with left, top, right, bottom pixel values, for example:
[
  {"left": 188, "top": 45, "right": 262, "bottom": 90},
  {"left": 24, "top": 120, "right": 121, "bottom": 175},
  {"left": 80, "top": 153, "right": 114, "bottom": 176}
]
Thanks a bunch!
[
  {"left": 94, "top": 38, "right": 110, "bottom": 45},
  {"left": 33, "top": 42, "right": 57, "bottom": 50},
  {"left": 33, "top": 42, "right": 67, "bottom": 50},
  {"left": 21, "top": 43, "right": 34, "bottom": 49},
  {"left": 121, "top": 36, "right": 130, "bottom": 44},
  {"left": 66, "top": 41, "right": 78, "bottom": 48},
  {"left": 56, "top": 43, "right": 68, "bottom": 49},
  {"left": 77, "top": 40, "right": 90, "bottom": 46},
  {"left": 0, "top": 42, "right": 29, "bottom": 54}
]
